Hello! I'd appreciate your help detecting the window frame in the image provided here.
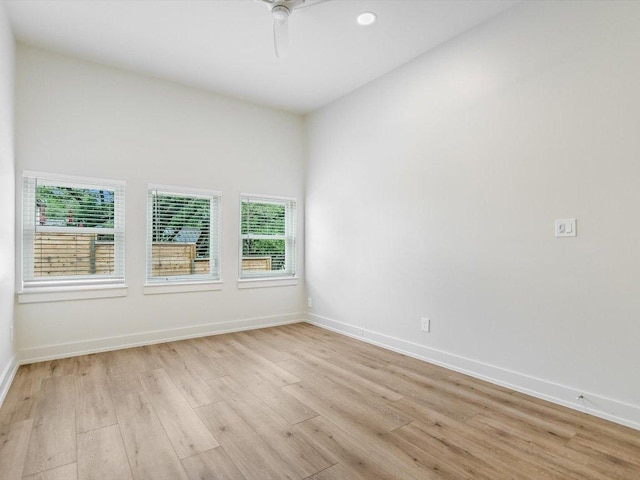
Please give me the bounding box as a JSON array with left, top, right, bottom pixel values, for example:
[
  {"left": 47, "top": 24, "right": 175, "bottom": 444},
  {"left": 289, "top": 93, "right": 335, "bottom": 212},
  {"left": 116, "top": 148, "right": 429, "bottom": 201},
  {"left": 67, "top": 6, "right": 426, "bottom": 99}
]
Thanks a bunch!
[
  {"left": 145, "top": 184, "right": 223, "bottom": 290},
  {"left": 238, "top": 193, "right": 297, "bottom": 281},
  {"left": 19, "top": 171, "right": 127, "bottom": 299}
]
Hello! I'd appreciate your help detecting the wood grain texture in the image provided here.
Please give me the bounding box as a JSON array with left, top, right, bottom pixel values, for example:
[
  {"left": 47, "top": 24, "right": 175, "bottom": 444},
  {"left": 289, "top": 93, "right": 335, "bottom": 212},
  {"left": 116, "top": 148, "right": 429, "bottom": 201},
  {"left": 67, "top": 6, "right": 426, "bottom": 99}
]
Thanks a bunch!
[
  {"left": 148, "top": 343, "right": 222, "bottom": 408},
  {"left": 77, "top": 424, "right": 132, "bottom": 480},
  {"left": 242, "top": 378, "right": 318, "bottom": 425},
  {"left": 302, "top": 463, "right": 352, "bottom": 480},
  {"left": 22, "top": 463, "right": 78, "bottom": 480},
  {"left": 0, "top": 418, "right": 33, "bottom": 480},
  {"left": 1, "top": 363, "right": 50, "bottom": 425},
  {"left": 282, "top": 360, "right": 411, "bottom": 436},
  {"left": 113, "top": 391, "right": 188, "bottom": 480},
  {"left": 106, "top": 372, "right": 143, "bottom": 398},
  {"left": 295, "top": 415, "right": 418, "bottom": 480},
  {"left": 208, "top": 375, "right": 333, "bottom": 478},
  {"left": 0, "top": 323, "right": 639, "bottom": 480},
  {"left": 195, "top": 400, "right": 300, "bottom": 480},
  {"left": 181, "top": 447, "right": 247, "bottom": 480},
  {"left": 23, "top": 375, "right": 76, "bottom": 476},
  {"left": 138, "top": 368, "right": 219, "bottom": 458},
  {"left": 169, "top": 339, "right": 227, "bottom": 380},
  {"left": 75, "top": 365, "right": 117, "bottom": 434}
]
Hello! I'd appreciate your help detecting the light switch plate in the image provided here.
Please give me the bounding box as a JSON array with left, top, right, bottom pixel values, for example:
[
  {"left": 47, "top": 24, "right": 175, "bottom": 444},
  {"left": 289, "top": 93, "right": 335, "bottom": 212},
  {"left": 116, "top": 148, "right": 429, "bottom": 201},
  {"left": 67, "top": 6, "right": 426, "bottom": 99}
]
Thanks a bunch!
[{"left": 555, "top": 219, "right": 576, "bottom": 237}]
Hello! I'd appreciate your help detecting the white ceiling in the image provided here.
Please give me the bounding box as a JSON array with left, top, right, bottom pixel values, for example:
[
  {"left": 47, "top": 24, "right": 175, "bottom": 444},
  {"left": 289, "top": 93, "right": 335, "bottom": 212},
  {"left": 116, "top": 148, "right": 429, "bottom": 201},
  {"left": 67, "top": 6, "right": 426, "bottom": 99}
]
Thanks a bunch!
[{"left": 5, "top": 0, "right": 517, "bottom": 114}]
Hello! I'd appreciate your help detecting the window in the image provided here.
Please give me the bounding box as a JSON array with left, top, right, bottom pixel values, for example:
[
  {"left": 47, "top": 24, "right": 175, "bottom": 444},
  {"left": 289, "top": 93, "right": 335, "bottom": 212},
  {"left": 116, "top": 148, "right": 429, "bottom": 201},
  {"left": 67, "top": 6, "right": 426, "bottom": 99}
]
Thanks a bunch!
[
  {"left": 22, "top": 172, "right": 125, "bottom": 289},
  {"left": 147, "top": 185, "right": 221, "bottom": 284},
  {"left": 240, "top": 195, "right": 296, "bottom": 279}
]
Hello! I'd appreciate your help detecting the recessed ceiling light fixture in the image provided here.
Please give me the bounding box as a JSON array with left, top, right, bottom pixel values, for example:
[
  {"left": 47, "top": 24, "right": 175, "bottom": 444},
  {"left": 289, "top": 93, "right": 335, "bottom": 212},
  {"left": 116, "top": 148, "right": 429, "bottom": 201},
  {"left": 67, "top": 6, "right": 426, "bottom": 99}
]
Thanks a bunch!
[{"left": 357, "top": 12, "right": 377, "bottom": 26}]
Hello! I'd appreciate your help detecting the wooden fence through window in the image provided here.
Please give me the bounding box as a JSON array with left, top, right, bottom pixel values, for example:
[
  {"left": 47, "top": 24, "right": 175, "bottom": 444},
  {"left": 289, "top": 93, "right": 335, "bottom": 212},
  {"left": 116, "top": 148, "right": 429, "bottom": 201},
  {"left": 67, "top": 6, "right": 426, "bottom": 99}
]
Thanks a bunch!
[{"left": 33, "top": 232, "right": 271, "bottom": 277}]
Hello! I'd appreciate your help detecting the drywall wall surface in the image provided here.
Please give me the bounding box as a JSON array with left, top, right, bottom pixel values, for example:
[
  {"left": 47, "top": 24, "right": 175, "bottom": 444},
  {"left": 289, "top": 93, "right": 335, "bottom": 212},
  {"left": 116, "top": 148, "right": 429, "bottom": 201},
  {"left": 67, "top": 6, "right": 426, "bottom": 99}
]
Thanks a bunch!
[
  {"left": 0, "top": 3, "right": 16, "bottom": 397},
  {"left": 306, "top": 1, "right": 640, "bottom": 424},
  {"left": 15, "top": 45, "right": 305, "bottom": 358}
]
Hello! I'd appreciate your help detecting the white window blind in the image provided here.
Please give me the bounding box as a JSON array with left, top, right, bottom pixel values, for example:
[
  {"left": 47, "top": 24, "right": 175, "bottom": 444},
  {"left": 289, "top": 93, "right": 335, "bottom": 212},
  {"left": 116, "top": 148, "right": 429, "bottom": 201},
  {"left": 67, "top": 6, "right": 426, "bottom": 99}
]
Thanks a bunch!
[
  {"left": 147, "top": 186, "right": 221, "bottom": 283},
  {"left": 240, "top": 195, "right": 296, "bottom": 278},
  {"left": 22, "top": 173, "right": 126, "bottom": 289}
]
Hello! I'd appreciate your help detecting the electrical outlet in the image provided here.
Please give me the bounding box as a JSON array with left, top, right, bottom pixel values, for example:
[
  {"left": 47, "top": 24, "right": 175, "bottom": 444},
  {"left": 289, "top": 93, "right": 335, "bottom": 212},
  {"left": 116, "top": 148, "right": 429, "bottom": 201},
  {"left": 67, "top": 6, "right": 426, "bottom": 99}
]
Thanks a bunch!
[
  {"left": 555, "top": 218, "right": 577, "bottom": 237},
  {"left": 421, "top": 318, "right": 430, "bottom": 332},
  {"left": 307, "top": 297, "right": 313, "bottom": 308}
]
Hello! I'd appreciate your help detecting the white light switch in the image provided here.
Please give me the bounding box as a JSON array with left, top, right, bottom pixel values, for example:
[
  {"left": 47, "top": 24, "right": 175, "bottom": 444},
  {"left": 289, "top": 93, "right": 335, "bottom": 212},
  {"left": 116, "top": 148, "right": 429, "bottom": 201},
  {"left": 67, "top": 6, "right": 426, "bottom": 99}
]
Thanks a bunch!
[{"left": 555, "top": 219, "right": 576, "bottom": 237}]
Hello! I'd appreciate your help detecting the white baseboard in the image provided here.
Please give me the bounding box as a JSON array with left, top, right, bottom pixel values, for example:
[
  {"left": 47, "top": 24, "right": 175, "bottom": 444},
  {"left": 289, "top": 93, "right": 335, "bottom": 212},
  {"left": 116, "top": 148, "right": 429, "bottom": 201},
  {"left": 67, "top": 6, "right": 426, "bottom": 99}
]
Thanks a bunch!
[
  {"left": 0, "top": 354, "right": 19, "bottom": 408},
  {"left": 19, "top": 312, "right": 303, "bottom": 364},
  {"left": 306, "top": 312, "right": 640, "bottom": 431}
]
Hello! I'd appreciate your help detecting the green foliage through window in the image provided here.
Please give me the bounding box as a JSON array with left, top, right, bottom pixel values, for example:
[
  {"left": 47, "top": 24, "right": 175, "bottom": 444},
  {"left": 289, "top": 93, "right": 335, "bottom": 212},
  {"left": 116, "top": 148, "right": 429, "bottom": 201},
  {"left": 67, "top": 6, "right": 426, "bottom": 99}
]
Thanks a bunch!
[
  {"left": 36, "top": 185, "right": 115, "bottom": 228},
  {"left": 241, "top": 199, "right": 292, "bottom": 274},
  {"left": 25, "top": 175, "right": 125, "bottom": 285},
  {"left": 241, "top": 202, "right": 285, "bottom": 236},
  {"left": 152, "top": 193, "right": 210, "bottom": 259}
]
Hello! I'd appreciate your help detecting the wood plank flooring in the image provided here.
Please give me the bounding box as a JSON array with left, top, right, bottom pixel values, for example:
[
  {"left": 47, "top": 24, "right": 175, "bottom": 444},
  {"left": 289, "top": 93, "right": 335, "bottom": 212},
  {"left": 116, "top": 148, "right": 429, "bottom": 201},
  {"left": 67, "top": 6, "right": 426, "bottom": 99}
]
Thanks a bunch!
[{"left": 1, "top": 322, "right": 639, "bottom": 479}]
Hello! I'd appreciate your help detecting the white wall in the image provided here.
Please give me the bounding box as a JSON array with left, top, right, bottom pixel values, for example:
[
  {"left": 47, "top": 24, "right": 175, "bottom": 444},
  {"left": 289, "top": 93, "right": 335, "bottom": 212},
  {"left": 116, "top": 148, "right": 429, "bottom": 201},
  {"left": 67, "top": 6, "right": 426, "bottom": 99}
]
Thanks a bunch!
[
  {"left": 306, "top": 1, "right": 640, "bottom": 428},
  {"left": 15, "top": 45, "right": 305, "bottom": 360},
  {"left": 0, "top": 3, "right": 16, "bottom": 401}
]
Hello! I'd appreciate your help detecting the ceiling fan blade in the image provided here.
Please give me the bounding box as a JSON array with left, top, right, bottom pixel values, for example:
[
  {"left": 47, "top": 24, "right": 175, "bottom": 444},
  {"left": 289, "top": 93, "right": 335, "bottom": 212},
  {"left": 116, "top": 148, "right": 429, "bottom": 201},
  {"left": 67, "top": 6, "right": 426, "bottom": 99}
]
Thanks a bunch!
[
  {"left": 296, "top": 0, "right": 332, "bottom": 10},
  {"left": 273, "top": 15, "right": 289, "bottom": 58}
]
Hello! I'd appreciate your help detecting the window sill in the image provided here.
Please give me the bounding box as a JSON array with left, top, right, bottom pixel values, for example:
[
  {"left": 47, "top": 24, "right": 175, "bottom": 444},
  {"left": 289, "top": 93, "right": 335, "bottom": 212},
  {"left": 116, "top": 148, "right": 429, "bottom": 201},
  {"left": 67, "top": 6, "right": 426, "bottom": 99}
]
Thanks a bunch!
[
  {"left": 237, "top": 277, "right": 299, "bottom": 289},
  {"left": 144, "top": 281, "right": 223, "bottom": 295},
  {"left": 18, "top": 284, "right": 128, "bottom": 304}
]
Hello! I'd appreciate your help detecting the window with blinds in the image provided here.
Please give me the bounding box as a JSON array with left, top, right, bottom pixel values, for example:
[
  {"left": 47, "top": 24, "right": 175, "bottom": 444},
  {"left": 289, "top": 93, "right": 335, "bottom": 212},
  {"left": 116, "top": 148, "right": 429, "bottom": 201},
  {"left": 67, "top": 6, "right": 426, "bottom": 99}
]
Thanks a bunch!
[
  {"left": 240, "top": 195, "right": 296, "bottom": 278},
  {"left": 22, "top": 172, "right": 126, "bottom": 288},
  {"left": 147, "top": 186, "right": 221, "bottom": 283}
]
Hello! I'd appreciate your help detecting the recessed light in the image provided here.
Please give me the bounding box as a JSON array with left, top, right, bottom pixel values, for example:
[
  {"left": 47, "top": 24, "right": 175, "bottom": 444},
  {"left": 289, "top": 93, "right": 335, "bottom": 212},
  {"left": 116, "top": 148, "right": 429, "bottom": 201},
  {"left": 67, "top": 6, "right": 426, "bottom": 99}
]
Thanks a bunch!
[{"left": 357, "top": 12, "right": 377, "bottom": 26}]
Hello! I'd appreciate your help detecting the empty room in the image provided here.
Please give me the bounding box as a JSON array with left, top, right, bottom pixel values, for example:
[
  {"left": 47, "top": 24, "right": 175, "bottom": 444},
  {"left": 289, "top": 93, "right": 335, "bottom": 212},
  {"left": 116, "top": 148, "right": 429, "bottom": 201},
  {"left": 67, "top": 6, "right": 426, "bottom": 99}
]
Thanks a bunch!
[{"left": 1, "top": 0, "right": 639, "bottom": 479}]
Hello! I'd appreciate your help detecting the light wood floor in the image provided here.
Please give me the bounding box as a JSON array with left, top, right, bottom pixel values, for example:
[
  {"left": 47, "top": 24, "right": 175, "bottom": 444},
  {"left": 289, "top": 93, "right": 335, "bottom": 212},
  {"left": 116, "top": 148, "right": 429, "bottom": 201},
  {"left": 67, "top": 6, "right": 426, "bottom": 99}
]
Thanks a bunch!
[{"left": 1, "top": 323, "right": 639, "bottom": 479}]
